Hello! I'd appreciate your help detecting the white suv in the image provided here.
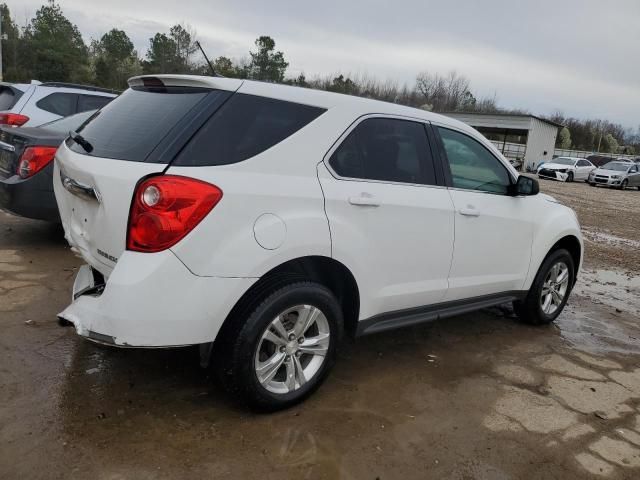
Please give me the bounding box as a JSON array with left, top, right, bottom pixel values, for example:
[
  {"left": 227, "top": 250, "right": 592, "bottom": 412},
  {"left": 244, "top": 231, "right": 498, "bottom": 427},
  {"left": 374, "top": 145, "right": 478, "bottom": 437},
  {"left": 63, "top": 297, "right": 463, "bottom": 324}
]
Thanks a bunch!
[
  {"left": 54, "top": 75, "right": 583, "bottom": 410},
  {"left": 0, "top": 81, "right": 116, "bottom": 127}
]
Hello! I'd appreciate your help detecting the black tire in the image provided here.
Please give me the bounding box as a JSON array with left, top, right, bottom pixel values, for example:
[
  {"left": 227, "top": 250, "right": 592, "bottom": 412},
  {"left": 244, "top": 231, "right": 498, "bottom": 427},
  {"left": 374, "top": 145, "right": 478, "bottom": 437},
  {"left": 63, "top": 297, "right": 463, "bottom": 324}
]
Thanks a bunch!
[
  {"left": 566, "top": 172, "right": 574, "bottom": 182},
  {"left": 621, "top": 179, "right": 628, "bottom": 190},
  {"left": 217, "top": 281, "right": 343, "bottom": 411},
  {"left": 589, "top": 182, "right": 596, "bottom": 187},
  {"left": 514, "top": 249, "right": 575, "bottom": 325}
]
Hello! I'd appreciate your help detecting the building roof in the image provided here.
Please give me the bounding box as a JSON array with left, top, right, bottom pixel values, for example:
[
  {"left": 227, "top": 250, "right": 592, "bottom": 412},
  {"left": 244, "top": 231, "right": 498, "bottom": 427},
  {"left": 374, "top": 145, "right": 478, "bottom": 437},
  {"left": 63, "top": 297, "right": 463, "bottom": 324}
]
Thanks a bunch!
[{"left": 442, "top": 111, "right": 564, "bottom": 129}]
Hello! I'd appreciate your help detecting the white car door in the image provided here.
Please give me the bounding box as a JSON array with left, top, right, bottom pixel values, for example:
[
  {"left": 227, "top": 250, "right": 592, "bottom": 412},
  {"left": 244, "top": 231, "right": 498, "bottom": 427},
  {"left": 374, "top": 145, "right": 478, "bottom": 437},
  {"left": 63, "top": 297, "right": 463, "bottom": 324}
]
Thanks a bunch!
[
  {"left": 318, "top": 116, "right": 455, "bottom": 320},
  {"left": 576, "top": 159, "right": 594, "bottom": 180},
  {"left": 433, "top": 125, "right": 535, "bottom": 301}
]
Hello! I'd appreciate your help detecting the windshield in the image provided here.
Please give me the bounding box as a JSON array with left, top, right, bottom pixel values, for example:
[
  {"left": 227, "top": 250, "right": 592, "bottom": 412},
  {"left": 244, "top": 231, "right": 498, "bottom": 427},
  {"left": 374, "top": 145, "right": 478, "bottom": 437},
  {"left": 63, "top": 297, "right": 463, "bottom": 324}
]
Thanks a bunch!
[
  {"left": 551, "top": 157, "right": 576, "bottom": 166},
  {"left": 40, "top": 110, "right": 97, "bottom": 134},
  {"left": 602, "top": 162, "right": 630, "bottom": 172}
]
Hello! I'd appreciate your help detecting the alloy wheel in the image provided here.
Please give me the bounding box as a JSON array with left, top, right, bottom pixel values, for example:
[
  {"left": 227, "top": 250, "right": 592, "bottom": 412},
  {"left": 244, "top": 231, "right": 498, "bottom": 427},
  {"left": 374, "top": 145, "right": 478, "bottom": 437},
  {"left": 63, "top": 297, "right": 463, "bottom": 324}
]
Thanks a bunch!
[
  {"left": 540, "top": 261, "right": 570, "bottom": 315},
  {"left": 254, "top": 305, "right": 330, "bottom": 394}
]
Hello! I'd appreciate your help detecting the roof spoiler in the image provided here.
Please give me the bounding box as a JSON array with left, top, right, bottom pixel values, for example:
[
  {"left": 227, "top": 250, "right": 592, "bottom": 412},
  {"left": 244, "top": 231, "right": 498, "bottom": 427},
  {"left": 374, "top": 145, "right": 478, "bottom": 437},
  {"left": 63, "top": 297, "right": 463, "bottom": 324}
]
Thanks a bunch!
[{"left": 127, "top": 75, "right": 243, "bottom": 92}]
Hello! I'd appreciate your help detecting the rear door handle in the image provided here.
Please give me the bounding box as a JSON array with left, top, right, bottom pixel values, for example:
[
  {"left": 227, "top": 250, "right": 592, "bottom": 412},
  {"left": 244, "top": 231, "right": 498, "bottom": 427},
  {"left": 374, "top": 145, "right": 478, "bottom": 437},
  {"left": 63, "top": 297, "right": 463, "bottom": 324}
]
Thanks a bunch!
[
  {"left": 458, "top": 206, "right": 480, "bottom": 217},
  {"left": 348, "top": 194, "right": 379, "bottom": 207}
]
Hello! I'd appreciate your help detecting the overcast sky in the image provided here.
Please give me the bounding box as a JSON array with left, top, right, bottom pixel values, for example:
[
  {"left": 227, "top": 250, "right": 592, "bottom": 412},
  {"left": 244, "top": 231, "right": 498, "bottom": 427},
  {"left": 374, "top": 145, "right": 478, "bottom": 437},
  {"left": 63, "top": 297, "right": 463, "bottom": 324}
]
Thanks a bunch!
[{"left": 8, "top": 0, "right": 640, "bottom": 128}]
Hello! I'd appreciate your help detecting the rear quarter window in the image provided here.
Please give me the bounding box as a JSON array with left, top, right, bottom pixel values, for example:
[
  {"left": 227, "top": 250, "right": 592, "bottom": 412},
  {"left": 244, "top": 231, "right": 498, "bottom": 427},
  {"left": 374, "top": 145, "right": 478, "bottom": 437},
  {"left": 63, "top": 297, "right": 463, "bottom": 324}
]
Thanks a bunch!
[
  {"left": 173, "top": 94, "right": 326, "bottom": 166},
  {"left": 36, "top": 93, "right": 77, "bottom": 117}
]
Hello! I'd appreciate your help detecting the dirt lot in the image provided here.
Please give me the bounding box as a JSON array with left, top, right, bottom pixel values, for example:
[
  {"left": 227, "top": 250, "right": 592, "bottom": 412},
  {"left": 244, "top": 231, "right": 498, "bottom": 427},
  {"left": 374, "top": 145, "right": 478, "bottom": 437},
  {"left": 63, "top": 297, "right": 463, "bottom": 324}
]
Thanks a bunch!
[{"left": 1, "top": 180, "right": 640, "bottom": 479}]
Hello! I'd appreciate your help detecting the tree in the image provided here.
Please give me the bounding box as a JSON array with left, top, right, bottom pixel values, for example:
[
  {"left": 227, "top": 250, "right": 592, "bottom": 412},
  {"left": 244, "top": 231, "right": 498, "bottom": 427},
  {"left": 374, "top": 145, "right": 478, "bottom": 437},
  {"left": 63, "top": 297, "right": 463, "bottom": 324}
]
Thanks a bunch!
[
  {"left": 21, "top": 1, "right": 90, "bottom": 83},
  {"left": 0, "top": 4, "right": 22, "bottom": 81},
  {"left": 143, "top": 33, "right": 178, "bottom": 73},
  {"left": 247, "top": 36, "right": 288, "bottom": 82},
  {"left": 143, "top": 24, "right": 200, "bottom": 74},
  {"left": 557, "top": 127, "right": 572, "bottom": 149},
  {"left": 600, "top": 133, "right": 619, "bottom": 153},
  {"left": 211, "top": 56, "right": 247, "bottom": 78},
  {"left": 416, "top": 70, "right": 472, "bottom": 112},
  {"left": 91, "top": 29, "right": 140, "bottom": 89},
  {"left": 169, "top": 24, "right": 197, "bottom": 71},
  {"left": 328, "top": 74, "right": 357, "bottom": 94}
]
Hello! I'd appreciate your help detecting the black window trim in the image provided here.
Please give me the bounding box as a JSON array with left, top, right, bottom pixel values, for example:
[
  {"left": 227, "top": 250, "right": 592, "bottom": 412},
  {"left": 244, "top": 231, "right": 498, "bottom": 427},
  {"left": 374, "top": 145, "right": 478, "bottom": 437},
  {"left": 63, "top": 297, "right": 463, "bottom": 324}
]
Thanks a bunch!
[
  {"left": 431, "top": 122, "right": 517, "bottom": 195},
  {"left": 322, "top": 113, "right": 448, "bottom": 188}
]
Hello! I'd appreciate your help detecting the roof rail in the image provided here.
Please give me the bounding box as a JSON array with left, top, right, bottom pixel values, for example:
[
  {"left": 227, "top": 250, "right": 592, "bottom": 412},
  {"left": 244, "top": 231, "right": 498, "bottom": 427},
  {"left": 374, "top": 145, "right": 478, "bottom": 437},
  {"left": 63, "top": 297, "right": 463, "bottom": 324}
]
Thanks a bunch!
[{"left": 39, "top": 82, "right": 120, "bottom": 94}]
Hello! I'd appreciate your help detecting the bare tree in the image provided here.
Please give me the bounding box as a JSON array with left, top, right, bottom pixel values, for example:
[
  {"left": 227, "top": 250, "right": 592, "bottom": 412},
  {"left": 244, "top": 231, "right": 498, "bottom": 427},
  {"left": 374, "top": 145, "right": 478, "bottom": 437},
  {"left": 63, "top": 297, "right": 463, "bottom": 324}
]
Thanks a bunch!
[{"left": 415, "top": 70, "right": 472, "bottom": 112}]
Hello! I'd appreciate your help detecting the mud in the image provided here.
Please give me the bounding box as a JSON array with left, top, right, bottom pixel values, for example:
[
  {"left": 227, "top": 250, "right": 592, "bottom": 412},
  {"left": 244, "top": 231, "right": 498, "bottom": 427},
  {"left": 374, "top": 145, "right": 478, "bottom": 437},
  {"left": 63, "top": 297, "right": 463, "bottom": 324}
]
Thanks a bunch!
[{"left": 2, "top": 178, "right": 640, "bottom": 480}]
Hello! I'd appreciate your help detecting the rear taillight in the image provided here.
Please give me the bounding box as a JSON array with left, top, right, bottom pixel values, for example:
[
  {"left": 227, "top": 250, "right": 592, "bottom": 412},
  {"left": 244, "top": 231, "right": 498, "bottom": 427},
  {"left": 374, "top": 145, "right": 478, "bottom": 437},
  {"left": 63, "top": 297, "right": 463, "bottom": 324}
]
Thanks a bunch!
[
  {"left": 0, "top": 113, "right": 29, "bottom": 126},
  {"left": 127, "top": 175, "right": 223, "bottom": 253},
  {"left": 17, "top": 146, "right": 58, "bottom": 179}
]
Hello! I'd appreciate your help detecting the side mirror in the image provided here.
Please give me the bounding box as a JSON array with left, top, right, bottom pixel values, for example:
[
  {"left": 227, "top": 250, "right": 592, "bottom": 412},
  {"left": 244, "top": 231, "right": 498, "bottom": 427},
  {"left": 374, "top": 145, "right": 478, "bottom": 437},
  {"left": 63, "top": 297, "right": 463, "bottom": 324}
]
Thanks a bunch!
[{"left": 509, "top": 176, "right": 539, "bottom": 196}]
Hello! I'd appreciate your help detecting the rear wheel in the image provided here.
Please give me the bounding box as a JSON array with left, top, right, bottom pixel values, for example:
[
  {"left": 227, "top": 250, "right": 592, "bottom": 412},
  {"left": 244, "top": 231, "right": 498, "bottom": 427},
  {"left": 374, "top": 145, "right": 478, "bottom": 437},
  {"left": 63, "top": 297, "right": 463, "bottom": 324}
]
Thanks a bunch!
[
  {"left": 566, "top": 172, "right": 574, "bottom": 182},
  {"left": 514, "top": 249, "right": 575, "bottom": 325},
  {"left": 218, "top": 281, "right": 343, "bottom": 411}
]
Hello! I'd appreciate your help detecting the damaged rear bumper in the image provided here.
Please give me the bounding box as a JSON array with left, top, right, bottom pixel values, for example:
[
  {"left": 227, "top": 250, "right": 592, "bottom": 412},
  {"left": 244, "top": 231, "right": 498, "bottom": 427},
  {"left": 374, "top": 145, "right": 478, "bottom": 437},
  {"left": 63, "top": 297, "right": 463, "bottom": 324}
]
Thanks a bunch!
[{"left": 58, "top": 250, "right": 257, "bottom": 347}]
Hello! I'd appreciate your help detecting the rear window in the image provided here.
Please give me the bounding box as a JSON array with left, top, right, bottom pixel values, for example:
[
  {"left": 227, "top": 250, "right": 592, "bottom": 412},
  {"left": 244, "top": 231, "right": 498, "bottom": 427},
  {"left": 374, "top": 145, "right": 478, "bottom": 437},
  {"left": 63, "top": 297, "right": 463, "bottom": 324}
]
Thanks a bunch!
[
  {"left": 173, "top": 94, "right": 326, "bottom": 166},
  {"left": 0, "top": 86, "right": 23, "bottom": 111},
  {"left": 69, "top": 87, "right": 212, "bottom": 161}
]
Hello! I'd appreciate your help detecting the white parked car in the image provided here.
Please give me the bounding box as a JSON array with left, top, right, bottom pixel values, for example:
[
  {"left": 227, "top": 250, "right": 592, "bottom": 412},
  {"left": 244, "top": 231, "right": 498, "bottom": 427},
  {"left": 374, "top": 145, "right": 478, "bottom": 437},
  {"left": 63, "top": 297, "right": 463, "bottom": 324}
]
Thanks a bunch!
[
  {"left": 537, "top": 157, "right": 595, "bottom": 182},
  {"left": 54, "top": 75, "right": 583, "bottom": 410},
  {"left": 0, "top": 81, "right": 116, "bottom": 127}
]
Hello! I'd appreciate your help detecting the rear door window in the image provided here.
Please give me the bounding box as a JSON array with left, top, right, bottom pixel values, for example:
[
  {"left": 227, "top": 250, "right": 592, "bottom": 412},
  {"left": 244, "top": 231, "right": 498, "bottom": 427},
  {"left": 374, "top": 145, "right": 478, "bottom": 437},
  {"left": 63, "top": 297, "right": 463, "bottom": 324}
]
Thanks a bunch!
[
  {"left": 173, "top": 94, "right": 326, "bottom": 166},
  {"left": 0, "top": 86, "right": 22, "bottom": 110},
  {"left": 329, "top": 117, "right": 437, "bottom": 185},
  {"left": 69, "top": 87, "right": 214, "bottom": 161},
  {"left": 36, "top": 93, "right": 77, "bottom": 117},
  {"left": 77, "top": 95, "right": 113, "bottom": 112}
]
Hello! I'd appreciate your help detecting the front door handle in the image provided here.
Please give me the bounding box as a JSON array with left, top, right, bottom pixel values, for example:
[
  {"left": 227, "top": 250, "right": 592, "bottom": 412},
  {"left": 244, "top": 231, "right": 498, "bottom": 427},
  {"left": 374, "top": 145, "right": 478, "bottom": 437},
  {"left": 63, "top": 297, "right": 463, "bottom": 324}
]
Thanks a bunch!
[
  {"left": 348, "top": 194, "right": 379, "bottom": 207},
  {"left": 458, "top": 206, "right": 480, "bottom": 217}
]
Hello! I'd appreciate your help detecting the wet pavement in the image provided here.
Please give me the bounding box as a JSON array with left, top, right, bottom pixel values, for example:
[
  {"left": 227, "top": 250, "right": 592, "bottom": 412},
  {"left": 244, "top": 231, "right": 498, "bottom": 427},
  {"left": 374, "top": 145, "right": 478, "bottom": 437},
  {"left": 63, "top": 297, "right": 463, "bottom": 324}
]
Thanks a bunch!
[{"left": 2, "top": 189, "right": 640, "bottom": 479}]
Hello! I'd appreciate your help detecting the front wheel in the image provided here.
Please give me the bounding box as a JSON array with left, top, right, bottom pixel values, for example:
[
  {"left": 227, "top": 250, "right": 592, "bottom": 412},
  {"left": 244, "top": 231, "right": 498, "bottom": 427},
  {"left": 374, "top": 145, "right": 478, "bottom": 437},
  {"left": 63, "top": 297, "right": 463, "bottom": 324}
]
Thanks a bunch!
[
  {"left": 218, "top": 281, "right": 343, "bottom": 411},
  {"left": 566, "top": 172, "right": 574, "bottom": 182},
  {"left": 589, "top": 182, "right": 596, "bottom": 187},
  {"left": 620, "top": 179, "right": 628, "bottom": 190},
  {"left": 514, "top": 249, "right": 575, "bottom": 325}
]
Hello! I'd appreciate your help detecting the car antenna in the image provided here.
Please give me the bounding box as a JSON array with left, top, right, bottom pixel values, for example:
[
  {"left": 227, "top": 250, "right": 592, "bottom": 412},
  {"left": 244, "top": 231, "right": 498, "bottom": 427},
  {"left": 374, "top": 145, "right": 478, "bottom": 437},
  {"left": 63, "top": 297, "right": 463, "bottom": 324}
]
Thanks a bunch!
[{"left": 195, "top": 41, "right": 220, "bottom": 77}]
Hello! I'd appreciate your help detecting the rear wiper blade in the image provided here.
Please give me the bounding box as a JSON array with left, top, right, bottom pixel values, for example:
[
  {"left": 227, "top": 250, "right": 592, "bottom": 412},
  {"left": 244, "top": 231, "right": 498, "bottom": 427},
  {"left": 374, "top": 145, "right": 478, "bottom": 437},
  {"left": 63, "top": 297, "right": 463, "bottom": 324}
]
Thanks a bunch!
[{"left": 69, "top": 130, "right": 93, "bottom": 153}]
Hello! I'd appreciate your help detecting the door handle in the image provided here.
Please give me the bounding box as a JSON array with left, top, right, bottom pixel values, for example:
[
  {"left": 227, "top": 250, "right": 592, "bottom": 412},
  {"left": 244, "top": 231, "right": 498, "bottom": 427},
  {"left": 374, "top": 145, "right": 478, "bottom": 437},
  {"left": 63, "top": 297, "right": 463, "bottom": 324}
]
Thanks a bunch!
[
  {"left": 458, "top": 206, "right": 480, "bottom": 217},
  {"left": 348, "top": 194, "right": 379, "bottom": 207}
]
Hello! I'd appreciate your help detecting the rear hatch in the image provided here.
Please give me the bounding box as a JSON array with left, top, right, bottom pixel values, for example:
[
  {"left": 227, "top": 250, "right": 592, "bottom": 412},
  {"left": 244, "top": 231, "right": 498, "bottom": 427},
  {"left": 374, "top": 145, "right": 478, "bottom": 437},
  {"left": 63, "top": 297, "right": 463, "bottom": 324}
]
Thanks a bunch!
[
  {"left": 0, "top": 126, "right": 64, "bottom": 179},
  {"left": 53, "top": 76, "right": 242, "bottom": 276}
]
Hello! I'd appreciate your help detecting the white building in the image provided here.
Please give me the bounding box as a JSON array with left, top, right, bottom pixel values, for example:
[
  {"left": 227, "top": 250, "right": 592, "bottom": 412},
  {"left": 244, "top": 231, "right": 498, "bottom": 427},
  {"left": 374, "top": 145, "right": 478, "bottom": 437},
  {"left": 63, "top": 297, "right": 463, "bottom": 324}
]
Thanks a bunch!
[{"left": 444, "top": 112, "right": 562, "bottom": 171}]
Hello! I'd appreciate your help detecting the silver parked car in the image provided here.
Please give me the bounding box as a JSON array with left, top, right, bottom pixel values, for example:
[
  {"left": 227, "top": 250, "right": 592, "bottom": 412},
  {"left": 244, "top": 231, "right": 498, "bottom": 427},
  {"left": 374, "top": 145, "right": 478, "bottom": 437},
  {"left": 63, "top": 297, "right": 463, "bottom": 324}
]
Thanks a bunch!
[{"left": 588, "top": 161, "right": 640, "bottom": 189}]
